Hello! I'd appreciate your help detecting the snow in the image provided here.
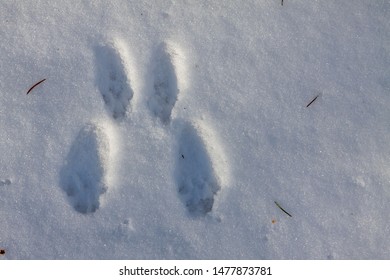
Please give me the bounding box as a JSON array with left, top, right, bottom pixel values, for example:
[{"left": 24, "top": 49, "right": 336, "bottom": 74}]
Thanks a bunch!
[{"left": 0, "top": 0, "right": 389, "bottom": 259}]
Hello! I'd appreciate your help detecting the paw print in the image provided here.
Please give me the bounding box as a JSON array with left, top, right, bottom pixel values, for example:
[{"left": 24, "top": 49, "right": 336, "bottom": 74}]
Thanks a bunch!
[{"left": 59, "top": 39, "right": 229, "bottom": 217}]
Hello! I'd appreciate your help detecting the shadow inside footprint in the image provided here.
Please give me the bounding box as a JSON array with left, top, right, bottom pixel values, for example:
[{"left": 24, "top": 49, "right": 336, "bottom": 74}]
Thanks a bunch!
[
  {"left": 60, "top": 124, "right": 109, "bottom": 214},
  {"left": 0, "top": 179, "right": 11, "bottom": 186},
  {"left": 175, "top": 122, "right": 221, "bottom": 217},
  {"left": 148, "top": 42, "right": 179, "bottom": 124},
  {"left": 94, "top": 44, "right": 133, "bottom": 120}
]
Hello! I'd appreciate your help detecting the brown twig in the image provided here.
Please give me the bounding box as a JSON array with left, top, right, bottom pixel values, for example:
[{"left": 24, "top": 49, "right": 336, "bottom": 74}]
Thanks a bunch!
[{"left": 27, "top": 78, "right": 46, "bottom": 94}]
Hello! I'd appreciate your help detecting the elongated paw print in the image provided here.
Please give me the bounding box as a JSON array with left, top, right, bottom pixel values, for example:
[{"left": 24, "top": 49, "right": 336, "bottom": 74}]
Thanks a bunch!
[
  {"left": 95, "top": 41, "right": 134, "bottom": 120},
  {"left": 175, "top": 121, "right": 223, "bottom": 216},
  {"left": 147, "top": 42, "right": 179, "bottom": 124},
  {"left": 60, "top": 123, "right": 111, "bottom": 213}
]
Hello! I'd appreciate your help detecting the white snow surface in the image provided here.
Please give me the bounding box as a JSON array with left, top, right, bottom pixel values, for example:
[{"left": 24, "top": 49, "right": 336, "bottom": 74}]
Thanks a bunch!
[{"left": 0, "top": 0, "right": 389, "bottom": 259}]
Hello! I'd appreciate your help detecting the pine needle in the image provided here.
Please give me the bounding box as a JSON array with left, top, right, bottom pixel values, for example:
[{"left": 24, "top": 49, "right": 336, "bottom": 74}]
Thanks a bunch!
[{"left": 274, "top": 201, "right": 292, "bottom": 217}]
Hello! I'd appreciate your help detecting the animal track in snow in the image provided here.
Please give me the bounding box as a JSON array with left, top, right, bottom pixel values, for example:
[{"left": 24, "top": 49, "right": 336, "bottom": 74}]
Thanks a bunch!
[
  {"left": 0, "top": 179, "right": 11, "bottom": 186},
  {"left": 148, "top": 42, "right": 181, "bottom": 124},
  {"left": 175, "top": 121, "right": 227, "bottom": 217},
  {"left": 60, "top": 40, "right": 228, "bottom": 218},
  {"left": 60, "top": 123, "right": 111, "bottom": 214},
  {"left": 95, "top": 42, "right": 134, "bottom": 120}
]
